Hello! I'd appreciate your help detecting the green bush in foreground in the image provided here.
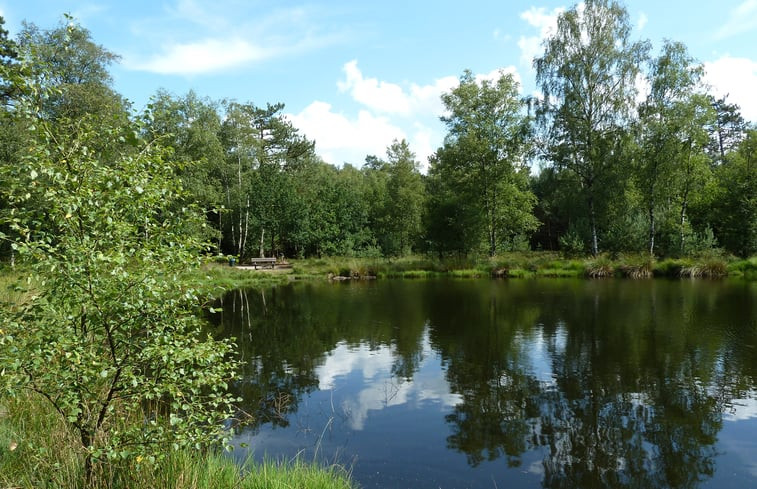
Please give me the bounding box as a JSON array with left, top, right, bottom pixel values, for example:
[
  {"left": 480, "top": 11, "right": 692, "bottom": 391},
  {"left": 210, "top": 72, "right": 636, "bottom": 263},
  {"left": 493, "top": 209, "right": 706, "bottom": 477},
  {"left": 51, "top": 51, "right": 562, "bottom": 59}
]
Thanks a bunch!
[{"left": 0, "top": 84, "right": 238, "bottom": 483}]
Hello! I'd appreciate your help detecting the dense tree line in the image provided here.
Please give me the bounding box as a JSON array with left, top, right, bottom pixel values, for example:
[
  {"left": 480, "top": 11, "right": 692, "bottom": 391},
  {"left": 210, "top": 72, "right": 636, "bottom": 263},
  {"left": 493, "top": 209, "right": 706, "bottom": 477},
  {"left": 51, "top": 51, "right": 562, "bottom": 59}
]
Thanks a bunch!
[{"left": 1, "top": 1, "right": 755, "bottom": 262}]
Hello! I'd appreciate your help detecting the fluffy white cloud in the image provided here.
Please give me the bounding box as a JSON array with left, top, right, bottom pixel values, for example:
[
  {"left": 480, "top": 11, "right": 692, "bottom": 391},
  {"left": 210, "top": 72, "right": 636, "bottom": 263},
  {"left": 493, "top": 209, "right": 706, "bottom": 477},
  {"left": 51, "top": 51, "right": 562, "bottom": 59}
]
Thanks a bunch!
[
  {"left": 518, "top": 6, "right": 565, "bottom": 69},
  {"left": 714, "top": 0, "right": 757, "bottom": 39},
  {"left": 287, "top": 100, "right": 406, "bottom": 165},
  {"left": 291, "top": 63, "right": 522, "bottom": 168},
  {"left": 410, "top": 124, "right": 436, "bottom": 172},
  {"left": 704, "top": 56, "right": 757, "bottom": 122},
  {"left": 126, "top": 38, "right": 272, "bottom": 75},
  {"left": 337, "top": 60, "right": 459, "bottom": 117},
  {"left": 338, "top": 60, "right": 413, "bottom": 115}
]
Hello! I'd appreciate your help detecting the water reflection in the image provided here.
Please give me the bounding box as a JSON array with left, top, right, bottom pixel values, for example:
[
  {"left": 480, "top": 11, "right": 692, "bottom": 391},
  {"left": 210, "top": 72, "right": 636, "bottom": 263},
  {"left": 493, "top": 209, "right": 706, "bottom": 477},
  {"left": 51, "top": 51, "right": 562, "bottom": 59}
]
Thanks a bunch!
[{"left": 208, "top": 279, "right": 757, "bottom": 489}]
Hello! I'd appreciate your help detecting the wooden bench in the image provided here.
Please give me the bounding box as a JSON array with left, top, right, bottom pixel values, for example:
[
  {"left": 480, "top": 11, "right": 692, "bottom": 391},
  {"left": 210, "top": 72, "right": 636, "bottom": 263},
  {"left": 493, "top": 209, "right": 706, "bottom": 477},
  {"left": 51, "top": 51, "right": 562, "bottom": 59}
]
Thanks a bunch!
[{"left": 247, "top": 257, "right": 276, "bottom": 269}]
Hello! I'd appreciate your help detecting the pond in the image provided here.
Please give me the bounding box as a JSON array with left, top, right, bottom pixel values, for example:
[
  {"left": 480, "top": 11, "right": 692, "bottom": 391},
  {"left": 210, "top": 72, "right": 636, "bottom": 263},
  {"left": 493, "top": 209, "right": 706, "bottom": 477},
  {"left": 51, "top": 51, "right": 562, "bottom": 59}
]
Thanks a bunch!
[{"left": 207, "top": 278, "right": 757, "bottom": 489}]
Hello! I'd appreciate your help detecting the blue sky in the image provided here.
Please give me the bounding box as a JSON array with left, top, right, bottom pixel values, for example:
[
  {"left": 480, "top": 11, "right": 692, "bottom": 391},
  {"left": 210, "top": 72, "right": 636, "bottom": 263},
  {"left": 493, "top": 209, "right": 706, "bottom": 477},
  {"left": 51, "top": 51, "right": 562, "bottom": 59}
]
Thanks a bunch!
[{"left": 1, "top": 0, "right": 756, "bottom": 169}]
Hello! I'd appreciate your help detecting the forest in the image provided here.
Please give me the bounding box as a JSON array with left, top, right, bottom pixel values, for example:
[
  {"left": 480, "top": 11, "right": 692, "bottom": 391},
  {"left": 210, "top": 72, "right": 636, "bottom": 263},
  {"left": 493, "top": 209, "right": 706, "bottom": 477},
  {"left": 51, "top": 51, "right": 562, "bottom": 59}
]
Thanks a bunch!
[{"left": 0, "top": 1, "right": 755, "bottom": 264}]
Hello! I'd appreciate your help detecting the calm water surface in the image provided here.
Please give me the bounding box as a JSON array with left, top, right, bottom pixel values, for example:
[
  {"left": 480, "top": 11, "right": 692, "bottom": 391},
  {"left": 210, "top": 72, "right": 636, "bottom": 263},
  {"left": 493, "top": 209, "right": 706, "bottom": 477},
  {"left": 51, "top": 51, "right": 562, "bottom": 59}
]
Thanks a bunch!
[{"left": 208, "top": 279, "right": 757, "bottom": 489}]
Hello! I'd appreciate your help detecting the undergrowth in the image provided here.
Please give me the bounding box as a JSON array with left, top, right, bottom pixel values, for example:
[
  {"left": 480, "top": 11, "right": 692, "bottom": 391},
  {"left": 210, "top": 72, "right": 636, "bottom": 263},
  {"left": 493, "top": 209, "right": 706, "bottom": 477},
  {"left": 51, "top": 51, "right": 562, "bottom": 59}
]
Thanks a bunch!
[{"left": 0, "top": 392, "right": 355, "bottom": 489}]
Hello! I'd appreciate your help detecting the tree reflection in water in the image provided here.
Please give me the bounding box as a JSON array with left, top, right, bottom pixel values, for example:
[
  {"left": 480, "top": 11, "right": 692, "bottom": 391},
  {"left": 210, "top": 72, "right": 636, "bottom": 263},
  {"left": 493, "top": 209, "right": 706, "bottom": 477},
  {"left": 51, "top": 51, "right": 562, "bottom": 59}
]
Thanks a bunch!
[{"left": 207, "top": 279, "right": 757, "bottom": 488}]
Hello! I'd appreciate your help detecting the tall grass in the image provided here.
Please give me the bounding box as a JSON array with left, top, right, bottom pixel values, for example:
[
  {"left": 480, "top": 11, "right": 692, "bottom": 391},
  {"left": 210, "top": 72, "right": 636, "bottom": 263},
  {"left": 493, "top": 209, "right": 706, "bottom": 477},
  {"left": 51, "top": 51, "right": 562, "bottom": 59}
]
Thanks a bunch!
[
  {"left": 617, "top": 254, "right": 655, "bottom": 279},
  {"left": 585, "top": 254, "right": 615, "bottom": 278},
  {"left": 287, "top": 252, "right": 754, "bottom": 281},
  {"left": 0, "top": 267, "right": 36, "bottom": 307},
  {"left": 727, "top": 256, "right": 757, "bottom": 279},
  {"left": 0, "top": 392, "right": 356, "bottom": 489}
]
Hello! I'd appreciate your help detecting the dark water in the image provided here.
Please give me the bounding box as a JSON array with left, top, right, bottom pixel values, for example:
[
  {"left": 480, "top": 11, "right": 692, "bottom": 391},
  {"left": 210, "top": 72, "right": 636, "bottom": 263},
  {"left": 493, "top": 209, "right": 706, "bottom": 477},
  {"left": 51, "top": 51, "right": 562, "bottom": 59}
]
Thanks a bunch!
[{"left": 207, "top": 279, "right": 757, "bottom": 489}]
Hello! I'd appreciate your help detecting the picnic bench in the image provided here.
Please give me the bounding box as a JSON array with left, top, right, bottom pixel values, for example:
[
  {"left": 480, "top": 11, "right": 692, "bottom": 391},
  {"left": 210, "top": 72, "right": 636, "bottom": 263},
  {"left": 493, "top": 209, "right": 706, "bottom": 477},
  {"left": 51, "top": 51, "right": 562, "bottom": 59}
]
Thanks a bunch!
[{"left": 247, "top": 257, "right": 276, "bottom": 269}]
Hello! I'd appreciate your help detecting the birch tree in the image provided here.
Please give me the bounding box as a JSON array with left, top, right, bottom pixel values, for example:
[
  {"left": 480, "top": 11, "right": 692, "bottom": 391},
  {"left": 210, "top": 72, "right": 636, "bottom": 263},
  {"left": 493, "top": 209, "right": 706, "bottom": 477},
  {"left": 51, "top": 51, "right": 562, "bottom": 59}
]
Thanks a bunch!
[{"left": 535, "top": 0, "right": 648, "bottom": 255}]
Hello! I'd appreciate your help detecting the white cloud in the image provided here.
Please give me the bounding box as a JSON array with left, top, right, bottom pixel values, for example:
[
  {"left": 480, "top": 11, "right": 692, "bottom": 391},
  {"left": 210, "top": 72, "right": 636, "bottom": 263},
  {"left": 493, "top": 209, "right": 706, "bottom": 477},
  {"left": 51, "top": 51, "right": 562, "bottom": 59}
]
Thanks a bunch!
[
  {"left": 518, "top": 6, "right": 565, "bottom": 69},
  {"left": 337, "top": 60, "right": 459, "bottom": 117},
  {"left": 476, "top": 66, "right": 522, "bottom": 86},
  {"left": 714, "top": 0, "right": 757, "bottom": 39},
  {"left": 338, "top": 60, "right": 414, "bottom": 115},
  {"left": 337, "top": 61, "right": 520, "bottom": 117},
  {"left": 127, "top": 38, "right": 272, "bottom": 75},
  {"left": 704, "top": 56, "right": 757, "bottom": 122},
  {"left": 637, "top": 12, "right": 648, "bottom": 31},
  {"left": 288, "top": 101, "right": 406, "bottom": 166},
  {"left": 410, "top": 124, "right": 436, "bottom": 172},
  {"left": 123, "top": 1, "right": 342, "bottom": 75},
  {"left": 292, "top": 63, "right": 523, "bottom": 168}
]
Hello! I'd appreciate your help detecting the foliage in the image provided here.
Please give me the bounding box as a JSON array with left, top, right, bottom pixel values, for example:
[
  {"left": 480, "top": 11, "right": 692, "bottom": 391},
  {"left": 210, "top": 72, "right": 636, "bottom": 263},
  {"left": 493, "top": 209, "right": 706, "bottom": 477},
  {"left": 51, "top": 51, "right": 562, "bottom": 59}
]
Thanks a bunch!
[
  {"left": 147, "top": 90, "right": 226, "bottom": 249},
  {"left": 558, "top": 228, "right": 586, "bottom": 257},
  {"left": 0, "top": 86, "right": 238, "bottom": 481},
  {"left": 16, "top": 15, "right": 127, "bottom": 122},
  {"left": 1, "top": 11, "right": 756, "bottom": 266},
  {"left": 365, "top": 140, "right": 426, "bottom": 256},
  {"left": 428, "top": 70, "right": 538, "bottom": 256},
  {"left": 702, "top": 129, "right": 757, "bottom": 256},
  {"left": 0, "top": 15, "right": 20, "bottom": 104},
  {"left": 535, "top": 0, "right": 649, "bottom": 255},
  {"left": 636, "top": 41, "right": 710, "bottom": 255}
]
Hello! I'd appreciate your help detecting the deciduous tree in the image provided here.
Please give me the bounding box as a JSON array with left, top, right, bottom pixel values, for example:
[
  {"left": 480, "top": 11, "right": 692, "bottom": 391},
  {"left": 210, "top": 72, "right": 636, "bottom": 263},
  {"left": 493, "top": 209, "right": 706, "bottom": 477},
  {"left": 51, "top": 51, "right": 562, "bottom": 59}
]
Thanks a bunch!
[
  {"left": 428, "top": 70, "right": 537, "bottom": 256},
  {"left": 0, "top": 85, "right": 238, "bottom": 482},
  {"left": 535, "top": 0, "right": 648, "bottom": 255}
]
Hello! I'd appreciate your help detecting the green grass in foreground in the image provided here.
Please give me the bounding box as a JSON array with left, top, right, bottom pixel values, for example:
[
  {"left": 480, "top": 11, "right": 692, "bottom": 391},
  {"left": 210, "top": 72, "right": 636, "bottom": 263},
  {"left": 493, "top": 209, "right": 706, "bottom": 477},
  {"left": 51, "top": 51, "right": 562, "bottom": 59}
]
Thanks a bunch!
[{"left": 0, "top": 392, "right": 355, "bottom": 489}]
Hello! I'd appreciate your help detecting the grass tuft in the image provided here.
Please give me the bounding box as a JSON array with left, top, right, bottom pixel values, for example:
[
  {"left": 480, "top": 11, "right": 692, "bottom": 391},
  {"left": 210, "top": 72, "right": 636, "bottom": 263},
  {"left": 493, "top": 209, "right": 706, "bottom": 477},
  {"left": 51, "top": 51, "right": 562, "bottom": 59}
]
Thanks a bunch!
[
  {"left": 0, "top": 391, "right": 355, "bottom": 489},
  {"left": 618, "top": 254, "right": 655, "bottom": 279},
  {"left": 585, "top": 255, "right": 615, "bottom": 278}
]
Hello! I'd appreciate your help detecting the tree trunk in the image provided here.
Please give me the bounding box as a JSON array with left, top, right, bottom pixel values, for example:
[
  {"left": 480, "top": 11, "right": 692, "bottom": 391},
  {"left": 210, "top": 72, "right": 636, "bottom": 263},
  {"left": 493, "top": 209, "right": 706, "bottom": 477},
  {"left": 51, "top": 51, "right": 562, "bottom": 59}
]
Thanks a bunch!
[
  {"left": 227, "top": 186, "right": 236, "bottom": 252},
  {"left": 237, "top": 154, "right": 244, "bottom": 256},
  {"left": 259, "top": 228, "right": 265, "bottom": 258},
  {"left": 270, "top": 228, "right": 275, "bottom": 259},
  {"left": 648, "top": 201, "right": 655, "bottom": 256},
  {"left": 588, "top": 192, "right": 599, "bottom": 256},
  {"left": 217, "top": 211, "right": 222, "bottom": 252},
  {"left": 240, "top": 195, "right": 249, "bottom": 258},
  {"left": 679, "top": 198, "right": 688, "bottom": 253},
  {"left": 489, "top": 185, "right": 497, "bottom": 257},
  {"left": 80, "top": 429, "right": 94, "bottom": 486}
]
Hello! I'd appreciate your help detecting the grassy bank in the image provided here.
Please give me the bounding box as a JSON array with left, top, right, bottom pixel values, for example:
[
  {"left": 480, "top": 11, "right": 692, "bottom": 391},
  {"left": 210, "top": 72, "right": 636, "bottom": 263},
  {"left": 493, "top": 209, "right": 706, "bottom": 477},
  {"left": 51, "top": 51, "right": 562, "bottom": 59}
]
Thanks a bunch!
[
  {"left": 288, "top": 252, "right": 757, "bottom": 281},
  {"left": 184, "top": 261, "right": 294, "bottom": 298},
  {"left": 172, "top": 252, "right": 757, "bottom": 297},
  {"left": 0, "top": 392, "right": 355, "bottom": 489}
]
